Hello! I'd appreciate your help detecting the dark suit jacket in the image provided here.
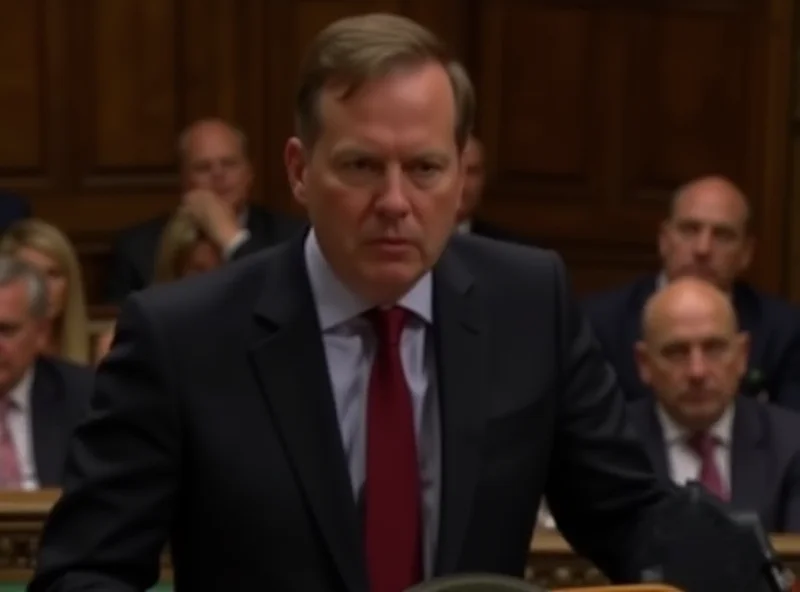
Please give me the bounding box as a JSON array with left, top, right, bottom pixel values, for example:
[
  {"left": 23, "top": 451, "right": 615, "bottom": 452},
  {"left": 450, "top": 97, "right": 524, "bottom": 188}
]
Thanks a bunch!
[
  {"left": 627, "top": 396, "right": 800, "bottom": 533},
  {"left": 469, "top": 218, "right": 532, "bottom": 245},
  {"left": 0, "top": 192, "right": 31, "bottom": 233},
  {"left": 583, "top": 276, "right": 800, "bottom": 409},
  {"left": 29, "top": 356, "right": 93, "bottom": 487},
  {"left": 31, "top": 233, "right": 675, "bottom": 592},
  {"left": 105, "top": 204, "right": 305, "bottom": 302}
]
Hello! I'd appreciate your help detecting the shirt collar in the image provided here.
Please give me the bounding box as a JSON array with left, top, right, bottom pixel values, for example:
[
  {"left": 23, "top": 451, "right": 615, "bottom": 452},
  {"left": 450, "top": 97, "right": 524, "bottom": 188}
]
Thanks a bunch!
[
  {"left": 657, "top": 402, "right": 735, "bottom": 447},
  {"left": 6, "top": 365, "right": 34, "bottom": 412},
  {"left": 303, "top": 229, "right": 433, "bottom": 331}
]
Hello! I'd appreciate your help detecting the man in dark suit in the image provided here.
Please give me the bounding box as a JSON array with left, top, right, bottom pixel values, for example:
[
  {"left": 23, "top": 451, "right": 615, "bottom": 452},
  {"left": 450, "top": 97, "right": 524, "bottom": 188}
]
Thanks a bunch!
[
  {"left": 0, "top": 256, "right": 92, "bottom": 489},
  {"left": 30, "top": 14, "right": 752, "bottom": 592},
  {"left": 105, "top": 118, "right": 303, "bottom": 302},
  {"left": 584, "top": 175, "right": 800, "bottom": 409},
  {"left": 627, "top": 277, "right": 800, "bottom": 533}
]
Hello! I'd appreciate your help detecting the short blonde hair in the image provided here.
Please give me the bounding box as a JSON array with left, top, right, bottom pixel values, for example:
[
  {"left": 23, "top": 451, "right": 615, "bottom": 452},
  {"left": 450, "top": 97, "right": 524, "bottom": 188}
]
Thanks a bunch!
[
  {"left": 153, "top": 212, "right": 211, "bottom": 284},
  {"left": 294, "top": 13, "right": 475, "bottom": 150},
  {"left": 0, "top": 219, "right": 89, "bottom": 365}
]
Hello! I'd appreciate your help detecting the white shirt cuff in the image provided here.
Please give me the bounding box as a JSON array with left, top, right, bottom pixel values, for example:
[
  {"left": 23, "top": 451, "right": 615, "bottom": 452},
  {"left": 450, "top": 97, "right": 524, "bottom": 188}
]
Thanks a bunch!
[{"left": 223, "top": 229, "right": 251, "bottom": 260}]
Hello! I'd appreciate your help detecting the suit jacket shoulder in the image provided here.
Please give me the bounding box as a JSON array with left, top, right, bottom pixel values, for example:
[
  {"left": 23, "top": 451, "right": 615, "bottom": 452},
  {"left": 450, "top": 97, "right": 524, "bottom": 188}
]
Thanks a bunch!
[
  {"left": 247, "top": 205, "right": 306, "bottom": 242},
  {"left": 34, "top": 356, "right": 94, "bottom": 413},
  {"left": 581, "top": 277, "right": 659, "bottom": 401},
  {"left": 750, "top": 398, "right": 800, "bottom": 455},
  {"left": 106, "top": 215, "right": 171, "bottom": 302},
  {"left": 128, "top": 238, "right": 297, "bottom": 339},
  {"left": 32, "top": 356, "right": 94, "bottom": 486},
  {"left": 582, "top": 276, "right": 657, "bottom": 322},
  {"left": 732, "top": 283, "right": 800, "bottom": 408}
]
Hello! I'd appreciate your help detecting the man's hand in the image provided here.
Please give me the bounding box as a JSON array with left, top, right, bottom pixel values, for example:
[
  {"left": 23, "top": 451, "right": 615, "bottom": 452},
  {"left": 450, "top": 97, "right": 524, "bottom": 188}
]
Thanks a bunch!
[{"left": 181, "top": 189, "right": 241, "bottom": 251}]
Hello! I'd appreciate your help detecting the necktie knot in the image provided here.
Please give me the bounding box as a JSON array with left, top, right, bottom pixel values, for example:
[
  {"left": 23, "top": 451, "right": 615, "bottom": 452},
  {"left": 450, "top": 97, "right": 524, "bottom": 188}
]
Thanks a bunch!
[
  {"left": 687, "top": 431, "right": 718, "bottom": 457},
  {"left": 367, "top": 306, "right": 407, "bottom": 347}
]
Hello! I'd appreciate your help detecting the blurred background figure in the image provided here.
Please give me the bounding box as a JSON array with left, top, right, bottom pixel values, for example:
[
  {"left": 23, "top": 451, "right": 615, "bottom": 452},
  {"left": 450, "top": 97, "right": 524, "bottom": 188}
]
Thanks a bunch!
[
  {"left": 0, "top": 256, "right": 92, "bottom": 489},
  {"left": 584, "top": 176, "right": 800, "bottom": 409},
  {"left": 152, "top": 211, "right": 222, "bottom": 284},
  {"left": 629, "top": 277, "right": 800, "bottom": 532},
  {"left": 0, "top": 220, "right": 90, "bottom": 366},
  {"left": 106, "top": 118, "right": 303, "bottom": 302}
]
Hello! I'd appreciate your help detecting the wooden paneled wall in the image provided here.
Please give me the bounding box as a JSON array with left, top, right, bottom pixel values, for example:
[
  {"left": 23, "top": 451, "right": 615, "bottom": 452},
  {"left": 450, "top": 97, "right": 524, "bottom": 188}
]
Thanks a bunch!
[{"left": 0, "top": 0, "right": 795, "bottom": 303}]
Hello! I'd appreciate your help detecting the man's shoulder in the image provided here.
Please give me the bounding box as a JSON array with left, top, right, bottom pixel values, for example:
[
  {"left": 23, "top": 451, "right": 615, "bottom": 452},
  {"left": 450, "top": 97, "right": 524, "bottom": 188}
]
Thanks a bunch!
[
  {"left": 248, "top": 205, "right": 307, "bottom": 239},
  {"left": 625, "top": 398, "right": 654, "bottom": 429},
  {"left": 113, "top": 214, "right": 170, "bottom": 248},
  {"left": 34, "top": 357, "right": 94, "bottom": 409},
  {"left": 127, "top": 239, "right": 294, "bottom": 325},
  {"left": 447, "top": 232, "right": 560, "bottom": 276},
  {"left": 37, "top": 356, "right": 93, "bottom": 383},
  {"left": 582, "top": 276, "right": 657, "bottom": 317},
  {"left": 734, "top": 282, "right": 800, "bottom": 327},
  {"left": 754, "top": 400, "right": 800, "bottom": 440}
]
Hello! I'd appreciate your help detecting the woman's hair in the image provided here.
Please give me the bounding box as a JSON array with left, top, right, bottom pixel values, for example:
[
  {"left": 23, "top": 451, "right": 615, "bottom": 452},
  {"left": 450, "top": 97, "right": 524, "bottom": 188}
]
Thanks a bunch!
[
  {"left": 0, "top": 218, "right": 90, "bottom": 365},
  {"left": 153, "top": 212, "right": 213, "bottom": 284}
]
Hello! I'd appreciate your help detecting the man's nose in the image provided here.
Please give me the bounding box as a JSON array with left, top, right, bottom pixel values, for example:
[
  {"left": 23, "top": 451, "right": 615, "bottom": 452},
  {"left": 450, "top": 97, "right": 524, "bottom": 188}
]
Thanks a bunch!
[
  {"left": 686, "top": 348, "right": 709, "bottom": 381},
  {"left": 693, "top": 229, "right": 713, "bottom": 256},
  {"left": 374, "top": 168, "right": 411, "bottom": 218}
]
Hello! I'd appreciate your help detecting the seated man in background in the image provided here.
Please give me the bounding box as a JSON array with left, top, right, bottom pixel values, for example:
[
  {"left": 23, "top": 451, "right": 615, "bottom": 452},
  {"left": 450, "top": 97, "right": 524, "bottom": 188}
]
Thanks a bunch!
[
  {"left": 0, "top": 256, "right": 92, "bottom": 488},
  {"left": 106, "top": 117, "right": 304, "bottom": 302},
  {"left": 584, "top": 175, "right": 800, "bottom": 409},
  {"left": 628, "top": 277, "right": 800, "bottom": 532}
]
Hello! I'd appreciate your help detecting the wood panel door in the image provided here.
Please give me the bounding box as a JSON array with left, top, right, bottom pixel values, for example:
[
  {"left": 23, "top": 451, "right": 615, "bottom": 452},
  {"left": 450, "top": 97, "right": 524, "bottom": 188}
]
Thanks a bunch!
[
  {"left": 471, "top": 0, "right": 794, "bottom": 295},
  {"left": 0, "top": 0, "right": 794, "bottom": 302}
]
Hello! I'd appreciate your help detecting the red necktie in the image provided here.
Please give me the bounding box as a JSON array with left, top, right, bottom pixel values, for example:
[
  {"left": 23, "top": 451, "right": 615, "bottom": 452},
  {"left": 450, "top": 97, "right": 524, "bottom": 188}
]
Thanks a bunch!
[
  {"left": 364, "top": 307, "right": 422, "bottom": 592},
  {"left": 687, "top": 431, "right": 728, "bottom": 501}
]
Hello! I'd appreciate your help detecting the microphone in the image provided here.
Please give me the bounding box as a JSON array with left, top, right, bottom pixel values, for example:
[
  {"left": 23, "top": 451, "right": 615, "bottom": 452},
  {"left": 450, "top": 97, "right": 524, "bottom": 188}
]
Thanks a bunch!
[
  {"left": 728, "top": 511, "right": 793, "bottom": 592},
  {"left": 632, "top": 481, "right": 792, "bottom": 591}
]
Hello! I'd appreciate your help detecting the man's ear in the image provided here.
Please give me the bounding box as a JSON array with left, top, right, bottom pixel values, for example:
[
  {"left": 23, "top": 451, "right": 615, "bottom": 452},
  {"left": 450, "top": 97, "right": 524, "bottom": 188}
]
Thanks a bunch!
[{"left": 285, "top": 137, "right": 309, "bottom": 207}]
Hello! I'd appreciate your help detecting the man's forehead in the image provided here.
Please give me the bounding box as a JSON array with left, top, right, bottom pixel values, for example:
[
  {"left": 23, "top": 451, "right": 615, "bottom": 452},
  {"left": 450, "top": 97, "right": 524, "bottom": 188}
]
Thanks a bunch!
[
  {"left": 651, "top": 314, "right": 736, "bottom": 344},
  {"left": 673, "top": 188, "right": 747, "bottom": 223}
]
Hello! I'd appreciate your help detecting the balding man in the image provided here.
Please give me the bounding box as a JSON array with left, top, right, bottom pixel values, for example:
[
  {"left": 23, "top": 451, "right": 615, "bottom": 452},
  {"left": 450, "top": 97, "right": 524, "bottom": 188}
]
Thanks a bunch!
[
  {"left": 584, "top": 175, "right": 800, "bottom": 408},
  {"left": 106, "top": 118, "right": 304, "bottom": 302},
  {"left": 627, "top": 278, "right": 800, "bottom": 532}
]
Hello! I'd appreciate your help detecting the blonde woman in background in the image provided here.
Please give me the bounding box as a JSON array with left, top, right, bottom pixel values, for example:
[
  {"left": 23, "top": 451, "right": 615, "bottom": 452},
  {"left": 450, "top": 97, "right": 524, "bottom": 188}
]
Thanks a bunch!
[
  {"left": 153, "top": 211, "right": 222, "bottom": 284},
  {"left": 94, "top": 212, "right": 222, "bottom": 363},
  {"left": 0, "top": 219, "right": 90, "bottom": 365}
]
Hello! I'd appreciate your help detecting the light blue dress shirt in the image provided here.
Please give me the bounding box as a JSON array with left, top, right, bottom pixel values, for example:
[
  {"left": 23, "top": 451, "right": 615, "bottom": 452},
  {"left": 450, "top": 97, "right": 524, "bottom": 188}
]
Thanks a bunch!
[{"left": 303, "top": 229, "right": 441, "bottom": 576}]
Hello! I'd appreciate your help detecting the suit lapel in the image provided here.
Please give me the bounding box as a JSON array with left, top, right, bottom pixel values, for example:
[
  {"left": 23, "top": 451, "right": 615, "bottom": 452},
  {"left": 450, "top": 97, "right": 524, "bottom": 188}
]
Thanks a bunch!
[
  {"left": 431, "top": 247, "right": 488, "bottom": 575},
  {"left": 248, "top": 238, "right": 367, "bottom": 592},
  {"left": 730, "top": 398, "right": 768, "bottom": 513},
  {"left": 30, "top": 360, "right": 68, "bottom": 487},
  {"left": 639, "top": 403, "right": 671, "bottom": 479}
]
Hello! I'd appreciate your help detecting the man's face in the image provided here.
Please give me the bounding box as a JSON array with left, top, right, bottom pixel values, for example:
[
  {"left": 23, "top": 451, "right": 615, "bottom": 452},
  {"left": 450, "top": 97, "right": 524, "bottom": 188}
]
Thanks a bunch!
[
  {"left": 0, "top": 280, "right": 45, "bottom": 394},
  {"left": 659, "top": 180, "right": 753, "bottom": 291},
  {"left": 285, "top": 62, "right": 464, "bottom": 304},
  {"left": 636, "top": 287, "right": 747, "bottom": 431},
  {"left": 182, "top": 123, "right": 254, "bottom": 213}
]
